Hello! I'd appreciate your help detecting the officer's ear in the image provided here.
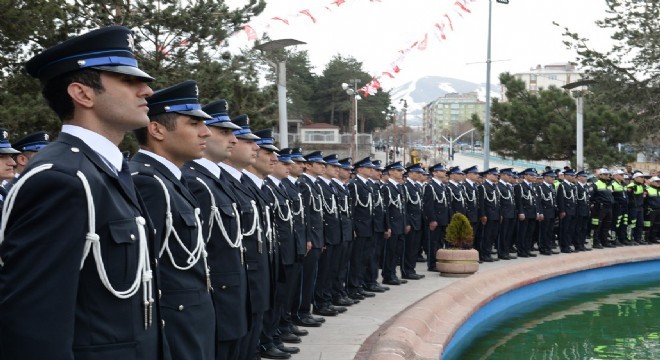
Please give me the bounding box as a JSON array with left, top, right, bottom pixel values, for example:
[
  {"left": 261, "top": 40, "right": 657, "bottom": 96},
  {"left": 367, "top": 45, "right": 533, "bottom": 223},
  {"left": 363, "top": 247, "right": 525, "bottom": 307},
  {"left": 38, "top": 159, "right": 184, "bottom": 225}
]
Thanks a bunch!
[
  {"left": 146, "top": 121, "right": 167, "bottom": 142},
  {"left": 67, "top": 82, "right": 95, "bottom": 109}
]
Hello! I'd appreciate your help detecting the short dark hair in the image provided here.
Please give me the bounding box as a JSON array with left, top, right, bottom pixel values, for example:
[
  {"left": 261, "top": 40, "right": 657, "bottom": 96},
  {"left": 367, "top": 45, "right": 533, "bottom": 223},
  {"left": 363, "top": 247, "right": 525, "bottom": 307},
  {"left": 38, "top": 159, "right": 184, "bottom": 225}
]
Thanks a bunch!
[
  {"left": 133, "top": 112, "right": 178, "bottom": 145},
  {"left": 41, "top": 69, "right": 104, "bottom": 121}
]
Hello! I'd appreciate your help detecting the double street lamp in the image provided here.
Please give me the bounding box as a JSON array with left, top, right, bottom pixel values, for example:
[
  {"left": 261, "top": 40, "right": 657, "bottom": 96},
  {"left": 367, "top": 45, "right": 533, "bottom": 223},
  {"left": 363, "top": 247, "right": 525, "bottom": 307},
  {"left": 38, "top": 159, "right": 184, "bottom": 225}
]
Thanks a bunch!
[
  {"left": 562, "top": 79, "right": 596, "bottom": 171},
  {"left": 254, "top": 39, "right": 306, "bottom": 148}
]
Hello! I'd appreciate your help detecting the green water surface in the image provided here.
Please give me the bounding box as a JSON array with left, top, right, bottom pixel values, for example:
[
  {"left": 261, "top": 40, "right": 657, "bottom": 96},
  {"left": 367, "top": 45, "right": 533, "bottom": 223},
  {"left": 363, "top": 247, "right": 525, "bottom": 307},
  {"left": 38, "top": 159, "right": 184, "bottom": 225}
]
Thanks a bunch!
[{"left": 458, "top": 281, "right": 660, "bottom": 360}]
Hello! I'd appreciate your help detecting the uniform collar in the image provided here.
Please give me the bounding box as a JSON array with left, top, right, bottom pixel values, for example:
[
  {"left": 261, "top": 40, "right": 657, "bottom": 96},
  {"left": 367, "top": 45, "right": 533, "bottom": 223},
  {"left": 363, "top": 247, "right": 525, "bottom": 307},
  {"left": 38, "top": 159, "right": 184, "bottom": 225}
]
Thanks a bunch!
[
  {"left": 356, "top": 174, "right": 369, "bottom": 184},
  {"left": 61, "top": 124, "right": 123, "bottom": 172},
  {"left": 137, "top": 149, "right": 181, "bottom": 180},
  {"left": 194, "top": 157, "right": 220, "bottom": 178},
  {"left": 242, "top": 169, "right": 263, "bottom": 188},
  {"left": 219, "top": 162, "right": 243, "bottom": 181},
  {"left": 302, "top": 172, "right": 316, "bottom": 182}
]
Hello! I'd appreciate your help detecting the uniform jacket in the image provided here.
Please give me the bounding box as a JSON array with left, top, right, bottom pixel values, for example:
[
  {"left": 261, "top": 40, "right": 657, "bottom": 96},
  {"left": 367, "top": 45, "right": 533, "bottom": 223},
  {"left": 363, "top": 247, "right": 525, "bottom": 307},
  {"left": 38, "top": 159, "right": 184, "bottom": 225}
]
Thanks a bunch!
[
  {"left": 497, "top": 181, "right": 516, "bottom": 219},
  {"left": 130, "top": 152, "right": 214, "bottom": 360},
  {"left": 181, "top": 161, "right": 248, "bottom": 341},
  {"left": 557, "top": 181, "right": 577, "bottom": 216},
  {"left": 263, "top": 177, "right": 296, "bottom": 266},
  {"left": 348, "top": 176, "right": 374, "bottom": 237},
  {"left": 514, "top": 181, "right": 539, "bottom": 219},
  {"left": 403, "top": 180, "right": 423, "bottom": 230},
  {"left": 446, "top": 181, "right": 467, "bottom": 217},
  {"left": 281, "top": 177, "right": 307, "bottom": 256},
  {"left": 299, "top": 174, "right": 324, "bottom": 248},
  {"left": 462, "top": 181, "right": 479, "bottom": 222},
  {"left": 317, "top": 178, "right": 341, "bottom": 246},
  {"left": 536, "top": 182, "right": 557, "bottom": 219},
  {"left": 370, "top": 180, "right": 388, "bottom": 233},
  {"left": 382, "top": 181, "right": 407, "bottom": 235},
  {"left": 576, "top": 183, "right": 591, "bottom": 217},
  {"left": 0, "top": 133, "right": 165, "bottom": 360},
  {"left": 219, "top": 168, "right": 271, "bottom": 313},
  {"left": 333, "top": 180, "right": 354, "bottom": 242},
  {"left": 478, "top": 180, "right": 501, "bottom": 221},
  {"left": 422, "top": 180, "right": 450, "bottom": 226}
]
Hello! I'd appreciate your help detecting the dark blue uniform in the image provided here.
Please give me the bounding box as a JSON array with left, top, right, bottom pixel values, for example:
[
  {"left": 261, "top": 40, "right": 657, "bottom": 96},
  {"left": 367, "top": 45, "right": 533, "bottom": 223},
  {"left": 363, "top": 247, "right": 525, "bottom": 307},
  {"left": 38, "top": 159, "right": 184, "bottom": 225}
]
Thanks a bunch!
[
  {"left": 298, "top": 173, "right": 324, "bottom": 315},
  {"left": 402, "top": 179, "right": 423, "bottom": 277},
  {"left": 182, "top": 160, "right": 249, "bottom": 359},
  {"left": 423, "top": 179, "right": 450, "bottom": 270},
  {"left": 130, "top": 152, "right": 215, "bottom": 360},
  {"left": 0, "top": 133, "right": 165, "bottom": 360},
  {"left": 347, "top": 175, "right": 374, "bottom": 295},
  {"left": 557, "top": 180, "right": 577, "bottom": 252},
  {"left": 381, "top": 180, "right": 407, "bottom": 283}
]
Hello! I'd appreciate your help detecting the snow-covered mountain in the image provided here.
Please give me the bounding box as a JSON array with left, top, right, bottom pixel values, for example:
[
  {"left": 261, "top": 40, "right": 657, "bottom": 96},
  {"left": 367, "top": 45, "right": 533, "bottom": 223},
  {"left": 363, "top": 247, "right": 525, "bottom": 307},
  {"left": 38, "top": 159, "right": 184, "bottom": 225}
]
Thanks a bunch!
[{"left": 389, "top": 76, "right": 501, "bottom": 127}]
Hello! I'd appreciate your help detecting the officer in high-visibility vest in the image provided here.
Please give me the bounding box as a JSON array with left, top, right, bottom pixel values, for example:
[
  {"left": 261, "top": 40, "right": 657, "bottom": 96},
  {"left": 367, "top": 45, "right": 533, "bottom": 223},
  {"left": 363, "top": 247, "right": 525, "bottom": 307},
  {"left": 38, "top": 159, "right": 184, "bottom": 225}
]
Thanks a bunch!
[
  {"left": 610, "top": 169, "right": 631, "bottom": 245},
  {"left": 644, "top": 176, "right": 660, "bottom": 244},
  {"left": 589, "top": 168, "right": 615, "bottom": 248},
  {"left": 627, "top": 172, "right": 648, "bottom": 244}
]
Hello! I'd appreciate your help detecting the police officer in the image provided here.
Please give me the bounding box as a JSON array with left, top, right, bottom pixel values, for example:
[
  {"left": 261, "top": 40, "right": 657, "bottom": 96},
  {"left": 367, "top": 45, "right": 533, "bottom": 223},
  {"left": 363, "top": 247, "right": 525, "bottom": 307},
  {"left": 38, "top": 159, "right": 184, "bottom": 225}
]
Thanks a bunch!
[
  {"left": 402, "top": 163, "right": 425, "bottom": 279},
  {"left": 218, "top": 116, "right": 272, "bottom": 359},
  {"left": 0, "top": 26, "right": 165, "bottom": 359},
  {"left": 10, "top": 131, "right": 50, "bottom": 177},
  {"left": 381, "top": 161, "right": 408, "bottom": 286},
  {"left": 423, "top": 163, "right": 450, "bottom": 271},
  {"left": 130, "top": 80, "right": 215, "bottom": 360},
  {"left": 590, "top": 168, "right": 616, "bottom": 249},
  {"left": 462, "top": 166, "right": 480, "bottom": 251},
  {"left": 627, "top": 172, "right": 647, "bottom": 244},
  {"left": 446, "top": 167, "right": 467, "bottom": 217},
  {"left": 515, "top": 168, "right": 540, "bottom": 257},
  {"left": 574, "top": 171, "right": 593, "bottom": 250},
  {"left": 557, "top": 169, "right": 578, "bottom": 252},
  {"left": 0, "top": 130, "right": 19, "bottom": 207},
  {"left": 364, "top": 160, "right": 390, "bottom": 293},
  {"left": 537, "top": 170, "right": 558, "bottom": 255},
  {"left": 610, "top": 169, "right": 631, "bottom": 245},
  {"left": 478, "top": 168, "right": 502, "bottom": 261},
  {"left": 497, "top": 169, "right": 518, "bottom": 257},
  {"left": 180, "top": 99, "right": 248, "bottom": 360},
  {"left": 645, "top": 176, "right": 660, "bottom": 243}
]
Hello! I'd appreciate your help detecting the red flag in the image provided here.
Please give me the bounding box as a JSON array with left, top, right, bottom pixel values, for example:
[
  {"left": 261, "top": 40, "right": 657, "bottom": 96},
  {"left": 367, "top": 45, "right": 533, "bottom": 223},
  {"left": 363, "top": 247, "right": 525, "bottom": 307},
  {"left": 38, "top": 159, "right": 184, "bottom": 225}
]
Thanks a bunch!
[
  {"left": 454, "top": 1, "right": 472, "bottom": 13},
  {"left": 393, "top": 65, "right": 401, "bottom": 73},
  {"left": 299, "top": 9, "right": 317, "bottom": 23},
  {"left": 418, "top": 33, "right": 428, "bottom": 51},
  {"left": 243, "top": 25, "right": 257, "bottom": 40},
  {"left": 434, "top": 23, "right": 447, "bottom": 40},
  {"left": 372, "top": 78, "right": 381, "bottom": 89},
  {"left": 382, "top": 72, "right": 395, "bottom": 79},
  {"left": 333, "top": 0, "right": 346, "bottom": 6},
  {"left": 444, "top": 14, "right": 454, "bottom": 31},
  {"left": 272, "top": 17, "right": 289, "bottom": 25}
]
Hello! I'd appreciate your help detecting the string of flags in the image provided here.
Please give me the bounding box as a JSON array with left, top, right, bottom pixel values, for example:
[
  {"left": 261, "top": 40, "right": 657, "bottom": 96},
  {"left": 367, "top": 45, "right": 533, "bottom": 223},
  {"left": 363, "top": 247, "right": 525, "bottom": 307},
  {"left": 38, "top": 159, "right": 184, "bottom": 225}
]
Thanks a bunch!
[{"left": 220, "top": 0, "right": 480, "bottom": 96}]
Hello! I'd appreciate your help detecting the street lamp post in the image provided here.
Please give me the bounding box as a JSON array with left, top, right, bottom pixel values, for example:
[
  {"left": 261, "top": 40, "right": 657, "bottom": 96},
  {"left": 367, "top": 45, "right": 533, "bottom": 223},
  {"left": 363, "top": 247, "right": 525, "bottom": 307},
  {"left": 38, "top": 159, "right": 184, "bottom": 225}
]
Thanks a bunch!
[
  {"left": 562, "top": 79, "right": 596, "bottom": 171},
  {"left": 342, "top": 79, "right": 361, "bottom": 159},
  {"left": 441, "top": 128, "right": 476, "bottom": 164},
  {"left": 254, "top": 39, "right": 306, "bottom": 148},
  {"left": 484, "top": 0, "right": 510, "bottom": 170},
  {"left": 400, "top": 99, "right": 408, "bottom": 164}
]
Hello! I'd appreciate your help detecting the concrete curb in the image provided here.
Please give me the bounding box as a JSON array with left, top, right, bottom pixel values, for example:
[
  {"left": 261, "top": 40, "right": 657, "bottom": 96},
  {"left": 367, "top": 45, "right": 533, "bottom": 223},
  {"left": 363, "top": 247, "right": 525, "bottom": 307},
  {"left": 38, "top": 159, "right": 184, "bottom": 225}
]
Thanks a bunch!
[{"left": 362, "top": 245, "right": 660, "bottom": 360}]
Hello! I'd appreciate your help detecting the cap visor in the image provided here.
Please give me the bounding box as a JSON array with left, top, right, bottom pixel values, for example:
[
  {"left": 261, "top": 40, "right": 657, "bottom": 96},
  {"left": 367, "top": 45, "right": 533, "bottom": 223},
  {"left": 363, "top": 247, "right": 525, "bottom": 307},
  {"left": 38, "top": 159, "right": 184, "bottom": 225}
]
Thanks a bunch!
[
  {"left": 236, "top": 133, "right": 260, "bottom": 140},
  {"left": 259, "top": 144, "right": 280, "bottom": 152},
  {"left": 0, "top": 148, "right": 21, "bottom": 154},
  {"left": 93, "top": 65, "right": 155, "bottom": 82},
  {"left": 208, "top": 121, "right": 242, "bottom": 130},
  {"left": 279, "top": 159, "right": 295, "bottom": 164},
  {"left": 176, "top": 109, "right": 212, "bottom": 120}
]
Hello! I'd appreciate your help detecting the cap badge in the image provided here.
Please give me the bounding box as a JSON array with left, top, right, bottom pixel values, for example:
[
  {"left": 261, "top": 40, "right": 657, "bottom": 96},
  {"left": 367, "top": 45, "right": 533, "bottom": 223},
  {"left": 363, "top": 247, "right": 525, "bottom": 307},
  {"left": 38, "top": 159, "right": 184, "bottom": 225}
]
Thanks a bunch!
[{"left": 1, "top": 131, "right": 7, "bottom": 139}]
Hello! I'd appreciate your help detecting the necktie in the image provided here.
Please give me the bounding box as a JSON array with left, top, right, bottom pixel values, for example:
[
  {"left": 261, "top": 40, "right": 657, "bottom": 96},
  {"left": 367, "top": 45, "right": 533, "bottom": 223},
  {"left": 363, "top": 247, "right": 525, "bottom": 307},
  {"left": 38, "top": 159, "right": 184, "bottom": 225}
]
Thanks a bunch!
[{"left": 118, "top": 159, "right": 137, "bottom": 200}]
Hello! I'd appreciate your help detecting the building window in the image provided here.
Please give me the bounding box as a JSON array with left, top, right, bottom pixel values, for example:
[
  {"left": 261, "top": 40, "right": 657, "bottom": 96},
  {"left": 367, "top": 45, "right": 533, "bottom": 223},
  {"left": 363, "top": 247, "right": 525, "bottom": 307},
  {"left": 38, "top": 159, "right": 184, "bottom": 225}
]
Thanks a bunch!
[
  {"left": 548, "top": 75, "right": 557, "bottom": 80},
  {"left": 530, "top": 74, "right": 537, "bottom": 81},
  {"left": 530, "top": 84, "right": 538, "bottom": 91}
]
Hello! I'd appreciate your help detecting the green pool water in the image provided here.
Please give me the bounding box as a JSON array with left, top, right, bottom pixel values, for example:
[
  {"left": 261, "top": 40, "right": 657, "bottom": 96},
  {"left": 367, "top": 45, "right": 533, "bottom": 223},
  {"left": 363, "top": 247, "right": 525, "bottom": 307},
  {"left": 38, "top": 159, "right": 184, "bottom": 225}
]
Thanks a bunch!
[{"left": 458, "top": 280, "right": 660, "bottom": 359}]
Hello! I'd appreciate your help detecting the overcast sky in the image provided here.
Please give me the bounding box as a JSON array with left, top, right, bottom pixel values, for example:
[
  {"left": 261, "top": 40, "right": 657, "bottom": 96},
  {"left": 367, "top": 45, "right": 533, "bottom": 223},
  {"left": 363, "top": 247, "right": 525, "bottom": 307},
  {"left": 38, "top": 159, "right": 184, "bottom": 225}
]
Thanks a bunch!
[{"left": 225, "top": 0, "right": 614, "bottom": 89}]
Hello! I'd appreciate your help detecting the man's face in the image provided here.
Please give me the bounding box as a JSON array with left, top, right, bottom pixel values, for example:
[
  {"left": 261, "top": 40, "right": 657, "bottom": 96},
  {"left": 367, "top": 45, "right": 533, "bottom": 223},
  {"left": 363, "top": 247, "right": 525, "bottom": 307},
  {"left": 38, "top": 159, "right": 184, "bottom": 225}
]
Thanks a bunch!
[
  {"left": 205, "top": 126, "right": 237, "bottom": 163},
  {"left": 227, "top": 138, "right": 259, "bottom": 168},
  {"left": 289, "top": 161, "right": 304, "bottom": 177},
  {"left": 369, "top": 169, "right": 381, "bottom": 181},
  {"left": 599, "top": 173, "right": 611, "bottom": 181},
  {"left": 0, "top": 154, "right": 16, "bottom": 180},
  {"left": 159, "top": 115, "right": 210, "bottom": 165},
  {"left": 271, "top": 161, "right": 290, "bottom": 179},
  {"left": 486, "top": 173, "right": 498, "bottom": 183},
  {"left": 306, "top": 162, "right": 326, "bottom": 177},
  {"left": 634, "top": 176, "right": 645, "bottom": 184},
  {"left": 338, "top": 168, "right": 351, "bottom": 181},
  {"left": 566, "top": 175, "right": 576, "bottom": 183},
  {"left": 389, "top": 168, "right": 404, "bottom": 182},
  {"left": 325, "top": 164, "right": 339, "bottom": 178},
  {"left": 613, "top": 174, "right": 624, "bottom": 182},
  {"left": 577, "top": 176, "right": 587, "bottom": 184},
  {"left": 543, "top": 176, "right": 555, "bottom": 184},
  {"left": 94, "top": 72, "right": 154, "bottom": 131},
  {"left": 252, "top": 148, "right": 277, "bottom": 177}
]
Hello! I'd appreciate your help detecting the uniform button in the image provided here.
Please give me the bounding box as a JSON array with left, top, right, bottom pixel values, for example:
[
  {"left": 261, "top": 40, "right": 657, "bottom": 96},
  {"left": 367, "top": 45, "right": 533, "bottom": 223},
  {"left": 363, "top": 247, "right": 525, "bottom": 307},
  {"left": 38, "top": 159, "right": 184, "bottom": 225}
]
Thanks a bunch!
[
  {"left": 145, "top": 164, "right": 151, "bottom": 167},
  {"left": 70, "top": 147, "right": 80, "bottom": 153},
  {"left": 130, "top": 234, "right": 136, "bottom": 241},
  {"left": 159, "top": 289, "right": 162, "bottom": 299},
  {"left": 162, "top": 320, "right": 165, "bottom": 328},
  {"left": 153, "top": 259, "right": 158, "bottom": 267},
  {"left": 221, "top": 285, "right": 227, "bottom": 289},
  {"left": 178, "top": 305, "right": 184, "bottom": 311}
]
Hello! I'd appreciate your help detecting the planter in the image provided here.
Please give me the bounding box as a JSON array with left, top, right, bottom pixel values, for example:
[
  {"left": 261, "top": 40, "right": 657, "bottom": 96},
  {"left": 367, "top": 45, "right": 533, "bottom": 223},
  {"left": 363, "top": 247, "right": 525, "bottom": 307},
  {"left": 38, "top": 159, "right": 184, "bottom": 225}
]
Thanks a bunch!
[{"left": 436, "top": 249, "right": 479, "bottom": 277}]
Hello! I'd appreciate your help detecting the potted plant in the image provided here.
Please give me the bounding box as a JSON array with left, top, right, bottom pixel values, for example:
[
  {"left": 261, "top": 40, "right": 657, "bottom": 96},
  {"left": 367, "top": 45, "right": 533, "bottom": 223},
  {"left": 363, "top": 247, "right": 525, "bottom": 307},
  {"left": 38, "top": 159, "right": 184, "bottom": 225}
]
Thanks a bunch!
[{"left": 436, "top": 213, "right": 479, "bottom": 277}]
